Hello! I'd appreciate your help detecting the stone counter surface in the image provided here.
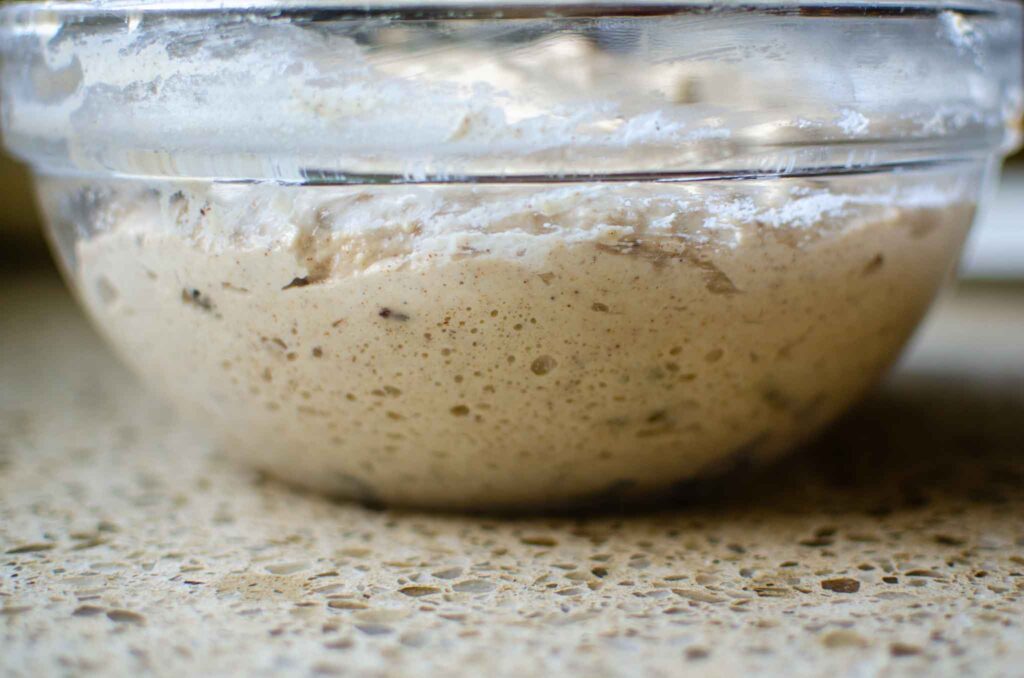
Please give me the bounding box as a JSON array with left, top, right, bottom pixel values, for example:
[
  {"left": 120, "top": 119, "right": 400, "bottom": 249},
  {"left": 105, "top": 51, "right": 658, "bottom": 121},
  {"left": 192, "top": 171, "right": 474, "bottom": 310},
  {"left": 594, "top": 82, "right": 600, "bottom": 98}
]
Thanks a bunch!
[{"left": 2, "top": 274, "right": 1023, "bottom": 677}]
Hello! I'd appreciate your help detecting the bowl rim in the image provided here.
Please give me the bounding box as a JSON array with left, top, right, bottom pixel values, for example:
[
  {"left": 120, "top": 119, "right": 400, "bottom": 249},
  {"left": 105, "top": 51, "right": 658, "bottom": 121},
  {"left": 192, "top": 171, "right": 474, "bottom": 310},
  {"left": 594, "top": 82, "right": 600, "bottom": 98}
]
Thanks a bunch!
[
  {"left": 1, "top": 0, "right": 1020, "bottom": 182},
  {"left": 1, "top": 0, "right": 1021, "bottom": 23}
]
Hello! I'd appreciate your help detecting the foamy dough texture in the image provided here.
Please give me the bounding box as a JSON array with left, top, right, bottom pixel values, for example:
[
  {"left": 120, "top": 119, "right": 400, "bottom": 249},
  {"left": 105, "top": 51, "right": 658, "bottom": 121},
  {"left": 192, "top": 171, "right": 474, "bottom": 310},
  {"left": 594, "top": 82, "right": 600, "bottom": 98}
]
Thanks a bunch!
[
  {"left": 17, "top": 22, "right": 727, "bottom": 172},
  {"left": 56, "top": 176, "right": 974, "bottom": 509},
  {"left": 14, "top": 10, "right": 944, "bottom": 179}
]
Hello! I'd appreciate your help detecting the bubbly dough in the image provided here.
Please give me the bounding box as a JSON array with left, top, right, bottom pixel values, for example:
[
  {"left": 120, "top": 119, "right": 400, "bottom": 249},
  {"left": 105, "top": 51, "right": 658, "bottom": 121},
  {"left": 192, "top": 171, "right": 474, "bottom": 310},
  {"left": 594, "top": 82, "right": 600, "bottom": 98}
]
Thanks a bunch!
[
  {"left": 47, "top": 174, "right": 975, "bottom": 510},
  {"left": 5, "top": 0, "right": 1015, "bottom": 512}
]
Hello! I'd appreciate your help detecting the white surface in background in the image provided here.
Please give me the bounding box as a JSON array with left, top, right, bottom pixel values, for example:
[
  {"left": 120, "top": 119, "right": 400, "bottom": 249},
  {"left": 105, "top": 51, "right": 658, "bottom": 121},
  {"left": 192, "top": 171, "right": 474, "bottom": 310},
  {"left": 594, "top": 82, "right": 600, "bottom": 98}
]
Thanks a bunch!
[{"left": 961, "top": 168, "right": 1024, "bottom": 279}]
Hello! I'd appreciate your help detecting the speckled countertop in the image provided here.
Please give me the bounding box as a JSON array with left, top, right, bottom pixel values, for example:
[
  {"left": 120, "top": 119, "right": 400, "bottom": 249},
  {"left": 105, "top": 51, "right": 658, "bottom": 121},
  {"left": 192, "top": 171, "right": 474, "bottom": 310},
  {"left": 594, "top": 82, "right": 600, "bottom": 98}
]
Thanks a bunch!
[{"left": 2, "top": 273, "right": 1023, "bottom": 677}]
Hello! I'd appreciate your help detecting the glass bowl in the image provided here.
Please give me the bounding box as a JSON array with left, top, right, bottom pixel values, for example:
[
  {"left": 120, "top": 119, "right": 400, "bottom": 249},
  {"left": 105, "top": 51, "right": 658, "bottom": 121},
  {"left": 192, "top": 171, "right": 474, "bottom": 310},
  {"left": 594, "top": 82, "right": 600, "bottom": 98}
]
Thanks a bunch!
[{"left": 2, "top": 0, "right": 1021, "bottom": 510}]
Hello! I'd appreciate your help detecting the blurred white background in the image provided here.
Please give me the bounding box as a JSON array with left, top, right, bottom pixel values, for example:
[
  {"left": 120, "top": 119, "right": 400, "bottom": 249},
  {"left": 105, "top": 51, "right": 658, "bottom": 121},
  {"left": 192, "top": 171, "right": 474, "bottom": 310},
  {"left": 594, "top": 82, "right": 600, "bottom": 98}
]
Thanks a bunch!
[{"left": 961, "top": 167, "right": 1024, "bottom": 279}]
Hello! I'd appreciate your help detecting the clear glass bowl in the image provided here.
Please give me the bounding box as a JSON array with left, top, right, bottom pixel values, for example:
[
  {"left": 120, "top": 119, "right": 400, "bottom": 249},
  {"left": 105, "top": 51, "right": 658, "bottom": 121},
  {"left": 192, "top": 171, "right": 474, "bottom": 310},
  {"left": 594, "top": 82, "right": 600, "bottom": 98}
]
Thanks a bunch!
[{"left": 2, "top": 0, "right": 1021, "bottom": 510}]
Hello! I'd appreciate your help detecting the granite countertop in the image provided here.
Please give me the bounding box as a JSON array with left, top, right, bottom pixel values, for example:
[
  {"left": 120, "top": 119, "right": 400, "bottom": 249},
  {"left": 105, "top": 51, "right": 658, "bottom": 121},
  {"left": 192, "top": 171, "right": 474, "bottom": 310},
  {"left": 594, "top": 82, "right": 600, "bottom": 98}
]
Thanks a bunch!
[{"left": 2, "top": 273, "right": 1023, "bottom": 677}]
